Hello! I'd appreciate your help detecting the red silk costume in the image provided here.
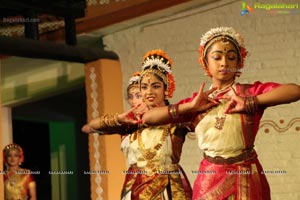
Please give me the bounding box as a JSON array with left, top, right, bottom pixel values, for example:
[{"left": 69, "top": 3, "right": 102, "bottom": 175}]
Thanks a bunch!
[{"left": 178, "top": 81, "right": 280, "bottom": 200}]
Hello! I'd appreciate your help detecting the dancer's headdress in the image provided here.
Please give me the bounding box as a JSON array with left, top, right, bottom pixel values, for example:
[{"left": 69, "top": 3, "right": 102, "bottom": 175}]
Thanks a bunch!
[
  {"left": 3, "top": 143, "right": 24, "bottom": 164},
  {"left": 198, "top": 27, "right": 248, "bottom": 76},
  {"left": 141, "top": 49, "right": 175, "bottom": 98},
  {"left": 128, "top": 71, "right": 141, "bottom": 87}
]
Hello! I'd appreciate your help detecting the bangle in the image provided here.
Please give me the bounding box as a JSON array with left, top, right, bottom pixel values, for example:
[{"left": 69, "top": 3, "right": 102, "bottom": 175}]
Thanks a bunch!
[
  {"left": 103, "top": 114, "right": 110, "bottom": 126},
  {"left": 244, "top": 96, "right": 258, "bottom": 114},
  {"left": 168, "top": 104, "right": 179, "bottom": 121},
  {"left": 113, "top": 113, "right": 122, "bottom": 126},
  {"left": 98, "top": 114, "right": 122, "bottom": 128},
  {"left": 99, "top": 115, "right": 105, "bottom": 127}
]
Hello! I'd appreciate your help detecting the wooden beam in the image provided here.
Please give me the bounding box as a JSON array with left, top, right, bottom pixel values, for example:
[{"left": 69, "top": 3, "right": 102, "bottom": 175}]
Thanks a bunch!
[
  {"left": 37, "top": 0, "right": 191, "bottom": 42},
  {"left": 24, "top": 9, "right": 39, "bottom": 40},
  {"left": 0, "top": 62, "right": 4, "bottom": 200},
  {"left": 0, "top": 36, "right": 118, "bottom": 63},
  {"left": 0, "top": 0, "right": 86, "bottom": 17},
  {"left": 64, "top": 16, "right": 77, "bottom": 45}
]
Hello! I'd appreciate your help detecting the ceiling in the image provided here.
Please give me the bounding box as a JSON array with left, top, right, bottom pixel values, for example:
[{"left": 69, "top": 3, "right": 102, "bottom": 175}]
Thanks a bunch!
[
  {"left": 0, "top": 0, "right": 216, "bottom": 46},
  {"left": 0, "top": 0, "right": 86, "bottom": 18},
  {"left": 0, "top": 0, "right": 86, "bottom": 44}
]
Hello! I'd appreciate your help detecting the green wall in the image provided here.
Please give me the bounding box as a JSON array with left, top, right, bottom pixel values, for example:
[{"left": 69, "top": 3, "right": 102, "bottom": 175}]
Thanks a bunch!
[{"left": 49, "top": 121, "right": 78, "bottom": 200}]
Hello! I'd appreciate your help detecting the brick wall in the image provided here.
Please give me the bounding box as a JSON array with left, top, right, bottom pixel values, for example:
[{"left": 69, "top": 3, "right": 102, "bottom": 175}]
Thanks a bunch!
[{"left": 103, "top": 0, "right": 300, "bottom": 198}]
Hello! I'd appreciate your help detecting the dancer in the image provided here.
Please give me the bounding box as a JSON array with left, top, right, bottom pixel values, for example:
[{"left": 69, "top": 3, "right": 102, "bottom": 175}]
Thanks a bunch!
[
  {"left": 141, "top": 27, "right": 300, "bottom": 199},
  {"left": 120, "top": 71, "right": 143, "bottom": 198},
  {"left": 3, "top": 143, "right": 37, "bottom": 200},
  {"left": 83, "top": 49, "right": 199, "bottom": 199}
]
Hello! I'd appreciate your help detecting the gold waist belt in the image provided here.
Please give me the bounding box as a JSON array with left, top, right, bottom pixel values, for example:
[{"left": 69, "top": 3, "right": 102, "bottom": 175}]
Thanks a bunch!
[
  {"left": 204, "top": 149, "right": 257, "bottom": 165},
  {"left": 131, "top": 163, "right": 181, "bottom": 175}
]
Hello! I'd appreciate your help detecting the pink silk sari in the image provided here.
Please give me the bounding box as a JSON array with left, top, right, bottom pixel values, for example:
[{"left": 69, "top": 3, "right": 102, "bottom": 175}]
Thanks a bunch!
[{"left": 179, "top": 81, "right": 280, "bottom": 200}]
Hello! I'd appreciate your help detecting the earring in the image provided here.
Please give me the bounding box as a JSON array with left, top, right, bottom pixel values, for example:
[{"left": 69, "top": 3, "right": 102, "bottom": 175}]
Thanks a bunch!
[
  {"left": 204, "top": 70, "right": 212, "bottom": 77},
  {"left": 235, "top": 71, "right": 241, "bottom": 77},
  {"left": 164, "top": 91, "right": 168, "bottom": 98}
]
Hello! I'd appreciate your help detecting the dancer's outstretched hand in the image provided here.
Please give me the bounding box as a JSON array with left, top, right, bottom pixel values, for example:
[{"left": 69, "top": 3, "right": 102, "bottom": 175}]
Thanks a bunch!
[
  {"left": 81, "top": 124, "right": 93, "bottom": 134},
  {"left": 190, "top": 82, "right": 219, "bottom": 112},
  {"left": 119, "top": 103, "right": 150, "bottom": 124}
]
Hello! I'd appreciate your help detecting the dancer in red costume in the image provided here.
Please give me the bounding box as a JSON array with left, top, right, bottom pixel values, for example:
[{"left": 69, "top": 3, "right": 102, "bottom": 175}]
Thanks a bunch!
[{"left": 140, "top": 27, "right": 300, "bottom": 200}]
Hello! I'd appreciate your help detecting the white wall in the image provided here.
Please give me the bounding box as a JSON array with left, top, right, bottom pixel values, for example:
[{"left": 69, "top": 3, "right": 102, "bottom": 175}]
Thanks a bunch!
[{"left": 103, "top": 0, "right": 300, "bottom": 199}]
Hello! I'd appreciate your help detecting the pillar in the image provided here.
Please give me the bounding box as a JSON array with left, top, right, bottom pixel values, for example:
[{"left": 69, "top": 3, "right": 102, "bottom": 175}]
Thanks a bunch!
[
  {"left": 84, "top": 59, "right": 126, "bottom": 200},
  {"left": 0, "top": 61, "right": 4, "bottom": 199}
]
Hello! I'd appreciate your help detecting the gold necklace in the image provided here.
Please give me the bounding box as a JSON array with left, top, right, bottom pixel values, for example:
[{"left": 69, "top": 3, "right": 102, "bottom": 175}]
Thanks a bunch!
[
  {"left": 6, "top": 170, "right": 17, "bottom": 186},
  {"left": 211, "top": 81, "right": 235, "bottom": 130},
  {"left": 138, "top": 126, "right": 170, "bottom": 160},
  {"left": 210, "top": 81, "right": 235, "bottom": 99}
]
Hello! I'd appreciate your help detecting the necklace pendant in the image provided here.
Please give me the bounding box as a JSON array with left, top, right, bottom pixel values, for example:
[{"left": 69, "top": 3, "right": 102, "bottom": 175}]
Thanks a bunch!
[
  {"left": 145, "top": 162, "right": 156, "bottom": 176},
  {"left": 144, "top": 150, "right": 157, "bottom": 160},
  {"left": 215, "top": 114, "right": 226, "bottom": 130}
]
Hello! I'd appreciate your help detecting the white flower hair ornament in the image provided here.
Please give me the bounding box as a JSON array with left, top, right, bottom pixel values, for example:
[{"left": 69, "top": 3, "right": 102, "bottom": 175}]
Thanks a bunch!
[
  {"left": 128, "top": 74, "right": 140, "bottom": 86},
  {"left": 198, "top": 27, "right": 248, "bottom": 77},
  {"left": 200, "top": 27, "right": 245, "bottom": 48},
  {"left": 142, "top": 56, "right": 172, "bottom": 73},
  {"left": 140, "top": 49, "right": 175, "bottom": 98}
]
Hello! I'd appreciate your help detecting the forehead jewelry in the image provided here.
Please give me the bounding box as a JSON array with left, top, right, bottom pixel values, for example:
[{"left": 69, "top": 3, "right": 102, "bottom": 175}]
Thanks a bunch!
[{"left": 220, "top": 38, "right": 230, "bottom": 45}]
